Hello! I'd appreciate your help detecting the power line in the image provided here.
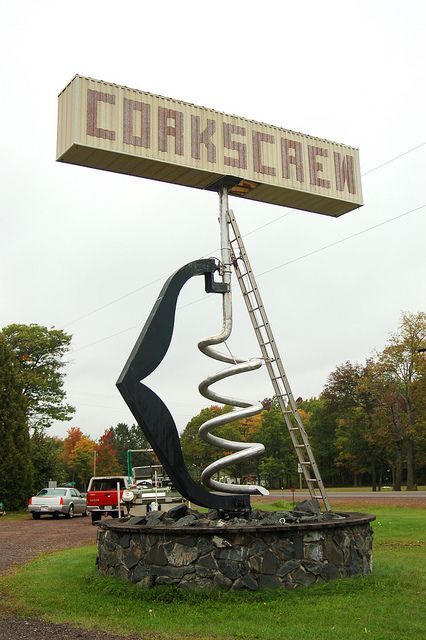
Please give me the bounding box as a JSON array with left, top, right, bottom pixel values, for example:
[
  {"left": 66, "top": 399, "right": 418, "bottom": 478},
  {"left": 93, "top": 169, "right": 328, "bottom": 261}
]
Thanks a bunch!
[
  {"left": 73, "top": 202, "right": 425, "bottom": 353},
  {"left": 64, "top": 273, "right": 170, "bottom": 328},
  {"left": 63, "top": 141, "right": 425, "bottom": 330},
  {"left": 256, "top": 203, "right": 426, "bottom": 278},
  {"left": 361, "top": 142, "right": 425, "bottom": 176}
]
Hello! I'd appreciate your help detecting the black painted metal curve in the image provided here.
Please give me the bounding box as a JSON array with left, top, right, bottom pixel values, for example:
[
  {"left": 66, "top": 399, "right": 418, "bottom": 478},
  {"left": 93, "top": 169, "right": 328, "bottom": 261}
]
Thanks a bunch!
[{"left": 116, "top": 259, "right": 250, "bottom": 512}]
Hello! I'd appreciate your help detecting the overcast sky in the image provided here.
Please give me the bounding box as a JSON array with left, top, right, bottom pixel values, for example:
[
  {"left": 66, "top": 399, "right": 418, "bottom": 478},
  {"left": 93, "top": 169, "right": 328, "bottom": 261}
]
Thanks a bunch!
[{"left": 1, "top": 1, "right": 425, "bottom": 441}]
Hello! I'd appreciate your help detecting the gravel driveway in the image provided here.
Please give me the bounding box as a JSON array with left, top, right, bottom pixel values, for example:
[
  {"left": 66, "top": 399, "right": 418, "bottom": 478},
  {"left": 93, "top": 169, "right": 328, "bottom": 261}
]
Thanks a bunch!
[{"left": 0, "top": 514, "right": 145, "bottom": 639}]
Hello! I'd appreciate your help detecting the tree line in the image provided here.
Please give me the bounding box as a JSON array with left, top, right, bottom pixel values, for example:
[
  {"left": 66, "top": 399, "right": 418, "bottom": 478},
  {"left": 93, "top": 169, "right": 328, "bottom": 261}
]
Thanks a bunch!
[
  {"left": 1, "top": 313, "right": 425, "bottom": 510},
  {"left": 180, "top": 312, "right": 426, "bottom": 491}
]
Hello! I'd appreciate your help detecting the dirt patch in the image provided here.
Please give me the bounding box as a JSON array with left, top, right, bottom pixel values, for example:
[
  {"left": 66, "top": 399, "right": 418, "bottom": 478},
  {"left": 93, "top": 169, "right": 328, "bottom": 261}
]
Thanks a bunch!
[{"left": 0, "top": 616, "right": 152, "bottom": 640}]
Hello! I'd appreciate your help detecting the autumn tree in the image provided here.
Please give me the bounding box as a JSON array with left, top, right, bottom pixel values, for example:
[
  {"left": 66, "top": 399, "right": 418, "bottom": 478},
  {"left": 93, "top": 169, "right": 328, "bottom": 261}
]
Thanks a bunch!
[
  {"left": 322, "top": 360, "right": 387, "bottom": 490},
  {"left": 69, "top": 436, "right": 95, "bottom": 489},
  {"left": 377, "top": 312, "right": 426, "bottom": 489},
  {"left": 95, "top": 429, "right": 122, "bottom": 476},
  {"left": 61, "top": 427, "right": 95, "bottom": 489},
  {"left": 61, "top": 427, "right": 84, "bottom": 468},
  {"left": 0, "top": 324, "right": 74, "bottom": 430}
]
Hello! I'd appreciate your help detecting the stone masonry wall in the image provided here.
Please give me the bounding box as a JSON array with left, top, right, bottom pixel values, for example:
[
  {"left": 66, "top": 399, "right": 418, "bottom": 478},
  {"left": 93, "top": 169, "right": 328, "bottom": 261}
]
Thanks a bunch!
[{"left": 97, "top": 515, "right": 374, "bottom": 590}]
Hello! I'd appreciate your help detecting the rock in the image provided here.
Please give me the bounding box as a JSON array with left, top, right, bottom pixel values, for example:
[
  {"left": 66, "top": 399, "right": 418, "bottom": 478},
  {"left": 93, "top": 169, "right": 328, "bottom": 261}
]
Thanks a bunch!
[
  {"left": 217, "top": 559, "right": 246, "bottom": 581},
  {"left": 258, "top": 574, "right": 282, "bottom": 589},
  {"left": 149, "top": 563, "right": 195, "bottom": 579},
  {"left": 303, "top": 531, "right": 324, "bottom": 543},
  {"left": 131, "top": 562, "right": 150, "bottom": 583},
  {"left": 212, "top": 536, "right": 232, "bottom": 549},
  {"left": 261, "top": 549, "right": 281, "bottom": 574},
  {"left": 216, "top": 546, "right": 247, "bottom": 562},
  {"left": 167, "top": 504, "right": 188, "bottom": 520},
  {"left": 145, "top": 545, "right": 168, "bottom": 566},
  {"left": 232, "top": 573, "right": 258, "bottom": 590},
  {"left": 126, "top": 516, "right": 146, "bottom": 526},
  {"left": 122, "top": 545, "right": 142, "bottom": 568},
  {"left": 323, "top": 512, "right": 346, "bottom": 520},
  {"left": 271, "top": 538, "right": 295, "bottom": 561},
  {"left": 135, "top": 575, "right": 154, "bottom": 588},
  {"left": 299, "top": 515, "right": 319, "bottom": 523},
  {"left": 304, "top": 543, "right": 323, "bottom": 562},
  {"left": 277, "top": 559, "right": 301, "bottom": 577},
  {"left": 248, "top": 538, "right": 267, "bottom": 557},
  {"left": 293, "top": 499, "right": 321, "bottom": 515},
  {"left": 172, "top": 514, "right": 197, "bottom": 527},
  {"left": 259, "top": 511, "right": 291, "bottom": 526},
  {"left": 165, "top": 542, "right": 199, "bottom": 567},
  {"left": 145, "top": 511, "right": 164, "bottom": 526},
  {"left": 302, "top": 560, "right": 323, "bottom": 576},
  {"left": 166, "top": 535, "right": 197, "bottom": 548},
  {"left": 292, "top": 565, "right": 317, "bottom": 587},
  {"left": 197, "top": 553, "right": 217, "bottom": 570},
  {"left": 197, "top": 537, "right": 214, "bottom": 555},
  {"left": 208, "top": 509, "right": 220, "bottom": 520},
  {"left": 213, "top": 572, "right": 233, "bottom": 590}
]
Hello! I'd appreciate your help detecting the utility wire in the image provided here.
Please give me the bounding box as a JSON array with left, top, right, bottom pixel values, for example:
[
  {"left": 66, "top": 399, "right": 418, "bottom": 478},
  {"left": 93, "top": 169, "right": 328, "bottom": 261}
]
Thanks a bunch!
[
  {"left": 64, "top": 141, "right": 425, "bottom": 330},
  {"left": 73, "top": 202, "right": 425, "bottom": 353},
  {"left": 362, "top": 142, "right": 425, "bottom": 176}
]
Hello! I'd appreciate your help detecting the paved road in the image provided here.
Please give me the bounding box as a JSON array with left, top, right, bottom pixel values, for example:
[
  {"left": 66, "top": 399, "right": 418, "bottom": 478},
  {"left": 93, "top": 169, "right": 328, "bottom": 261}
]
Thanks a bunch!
[{"left": 271, "top": 490, "right": 426, "bottom": 500}]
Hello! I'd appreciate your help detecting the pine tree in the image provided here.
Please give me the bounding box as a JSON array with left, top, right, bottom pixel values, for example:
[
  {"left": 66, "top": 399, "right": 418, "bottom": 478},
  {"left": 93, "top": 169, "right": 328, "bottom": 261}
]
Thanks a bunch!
[{"left": 0, "top": 335, "right": 33, "bottom": 510}]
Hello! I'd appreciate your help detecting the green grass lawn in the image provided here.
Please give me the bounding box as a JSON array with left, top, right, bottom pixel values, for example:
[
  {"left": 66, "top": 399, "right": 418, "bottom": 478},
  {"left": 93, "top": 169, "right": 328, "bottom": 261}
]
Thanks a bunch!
[
  {"left": 0, "top": 510, "right": 30, "bottom": 521},
  {"left": 1, "top": 504, "right": 425, "bottom": 640}
]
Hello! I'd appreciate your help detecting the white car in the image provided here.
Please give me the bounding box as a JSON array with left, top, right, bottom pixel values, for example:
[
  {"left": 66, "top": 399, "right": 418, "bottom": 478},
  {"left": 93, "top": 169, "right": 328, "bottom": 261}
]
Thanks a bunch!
[{"left": 28, "top": 487, "right": 87, "bottom": 519}]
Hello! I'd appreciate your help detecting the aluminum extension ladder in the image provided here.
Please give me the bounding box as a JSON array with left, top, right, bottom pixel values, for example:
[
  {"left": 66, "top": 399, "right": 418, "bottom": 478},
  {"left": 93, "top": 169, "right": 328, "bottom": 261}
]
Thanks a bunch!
[{"left": 227, "top": 208, "right": 331, "bottom": 512}]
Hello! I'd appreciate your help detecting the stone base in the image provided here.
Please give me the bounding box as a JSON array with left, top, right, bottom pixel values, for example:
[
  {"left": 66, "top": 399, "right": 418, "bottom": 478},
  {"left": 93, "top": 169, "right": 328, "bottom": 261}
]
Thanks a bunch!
[{"left": 97, "top": 509, "right": 374, "bottom": 590}]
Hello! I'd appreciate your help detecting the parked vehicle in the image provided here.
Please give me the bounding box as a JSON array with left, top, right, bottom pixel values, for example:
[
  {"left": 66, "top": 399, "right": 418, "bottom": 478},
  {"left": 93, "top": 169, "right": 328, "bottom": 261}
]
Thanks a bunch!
[
  {"left": 28, "top": 487, "right": 87, "bottom": 519},
  {"left": 86, "top": 476, "right": 129, "bottom": 523},
  {"left": 86, "top": 474, "right": 184, "bottom": 523}
]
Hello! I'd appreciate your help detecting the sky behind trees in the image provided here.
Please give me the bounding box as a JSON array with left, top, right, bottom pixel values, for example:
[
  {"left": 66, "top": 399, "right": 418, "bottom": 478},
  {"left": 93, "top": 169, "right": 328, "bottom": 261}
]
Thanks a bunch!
[{"left": 1, "top": 1, "right": 425, "bottom": 439}]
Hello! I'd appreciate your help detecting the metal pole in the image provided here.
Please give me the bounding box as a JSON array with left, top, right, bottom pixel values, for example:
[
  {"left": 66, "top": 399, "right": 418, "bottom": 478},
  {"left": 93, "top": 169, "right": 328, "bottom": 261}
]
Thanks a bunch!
[
  {"left": 219, "top": 186, "right": 232, "bottom": 327},
  {"left": 127, "top": 450, "right": 132, "bottom": 484},
  {"left": 117, "top": 481, "right": 122, "bottom": 518}
]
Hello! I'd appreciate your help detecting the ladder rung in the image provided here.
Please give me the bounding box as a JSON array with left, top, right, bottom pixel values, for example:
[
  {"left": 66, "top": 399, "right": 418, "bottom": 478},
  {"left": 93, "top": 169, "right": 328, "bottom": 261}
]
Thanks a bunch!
[
  {"left": 306, "top": 478, "right": 319, "bottom": 482},
  {"left": 295, "top": 444, "right": 305, "bottom": 448}
]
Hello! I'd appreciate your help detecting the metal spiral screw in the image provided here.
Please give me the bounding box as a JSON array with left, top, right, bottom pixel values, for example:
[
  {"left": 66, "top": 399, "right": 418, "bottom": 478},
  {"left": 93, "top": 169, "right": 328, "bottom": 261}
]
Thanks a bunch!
[
  {"left": 198, "top": 340, "right": 268, "bottom": 495},
  {"left": 197, "top": 186, "right": 268, "bottom": 497}
]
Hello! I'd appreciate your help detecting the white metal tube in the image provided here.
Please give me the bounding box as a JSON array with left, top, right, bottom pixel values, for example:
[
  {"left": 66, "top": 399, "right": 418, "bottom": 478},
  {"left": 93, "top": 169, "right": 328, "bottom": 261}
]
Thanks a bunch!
[{"left": 116, "top": 481, "right": 121, "bottom": 518}]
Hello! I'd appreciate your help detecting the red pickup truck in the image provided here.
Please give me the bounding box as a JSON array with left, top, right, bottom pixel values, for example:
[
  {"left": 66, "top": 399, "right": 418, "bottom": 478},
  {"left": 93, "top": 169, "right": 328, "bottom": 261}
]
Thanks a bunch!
[{"left": 86, "top": 476, "right": 129, "bottom": 523}]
